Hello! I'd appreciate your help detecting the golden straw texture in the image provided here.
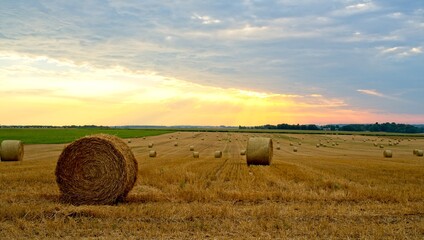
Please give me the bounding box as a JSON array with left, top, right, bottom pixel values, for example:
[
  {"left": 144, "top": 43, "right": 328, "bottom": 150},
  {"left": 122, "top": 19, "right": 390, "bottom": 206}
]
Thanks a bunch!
[
  {"left": 383, "top": 150, "right": 393, "bottom": 158},
  {"left": 149, "top": 150, "right": 157, "bottom": 157},
  {"left": 55, "top": 134, "right": 138, "bottom": 205},
  {"left": 0, "top": 140, "right": 24, "bottom": 161},
  {"left": 246, "top": 137, "right": 273, "bottom": 166}
]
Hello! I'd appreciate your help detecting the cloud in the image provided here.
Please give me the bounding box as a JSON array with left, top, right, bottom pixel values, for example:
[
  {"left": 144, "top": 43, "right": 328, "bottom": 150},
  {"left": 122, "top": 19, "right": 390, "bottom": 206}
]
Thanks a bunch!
[
  {"left": 378, "top": 46, "right": 423, "bottom": 58},
  {"left": 0, "top": 52, "right": 352, "bottom": 125},
  {"left": 191, "top": 13, "right": 221, "bottom": 24},
  {"left": 332, "top": 1, "right": 379, "bottom": 16},
  {"left": 1, "top": 1, "right": 423, "bottom": 123},
  {"left": 357, "top": 89, "right": 409, "bottom": 103},
  {"left": 357, "top": 89, "right": 385, "bottom": 97}
]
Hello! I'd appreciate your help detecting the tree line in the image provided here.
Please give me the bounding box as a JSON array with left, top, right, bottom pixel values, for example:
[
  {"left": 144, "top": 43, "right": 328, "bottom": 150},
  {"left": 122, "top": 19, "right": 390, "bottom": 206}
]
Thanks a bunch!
[{"left": 239, "top": 122, "right": 424, "bottom": 133}]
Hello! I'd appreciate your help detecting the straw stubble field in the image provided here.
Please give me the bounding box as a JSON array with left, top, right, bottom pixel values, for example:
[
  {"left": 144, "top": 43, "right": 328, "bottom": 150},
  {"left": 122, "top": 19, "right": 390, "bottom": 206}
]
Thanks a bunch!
[{"left": 1, "top": 132, "right": 424, "bottom": 239}]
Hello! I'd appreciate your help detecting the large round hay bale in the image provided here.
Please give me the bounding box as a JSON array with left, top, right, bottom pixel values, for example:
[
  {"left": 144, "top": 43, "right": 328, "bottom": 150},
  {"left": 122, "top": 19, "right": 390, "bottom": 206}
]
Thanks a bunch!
[
  {"left": 0, "top": 140, "right": 24, "bottom": 161},
  {"left": 193, "top": 151, "right": 200, "bottom": 158},
  {"left": 55, "top": 134, "right": 138, "bottom": 205},
  {"left": 214, "top": 151, "right": 222, "bottom": 158},
  {"left": 416, "top": 150, "right": 423, "bottom": 157},
  {"left": 149, "top": 150, "right": 157, "bottom": 157},
  {"left": 246, "top": 137, "right": 273, "bottom": 166},
  {"left": 383, "top": 150, "right": 392, "bottom": 158}
]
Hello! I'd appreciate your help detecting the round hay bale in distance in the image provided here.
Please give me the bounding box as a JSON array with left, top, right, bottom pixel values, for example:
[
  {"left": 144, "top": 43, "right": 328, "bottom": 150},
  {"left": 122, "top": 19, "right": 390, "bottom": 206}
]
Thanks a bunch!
[
  {"left": 149, "top": 150, "right": 157, "bottom": 158},
  {"left": 416, "top": 150, "right": 423, "bottom": 157},
  {"left": 189, "top": 145, "right": 194, "bottom": 151},
  {"left": 413, "top": 149, "right": 418, "bottom": 155},
  {"left": 293, "top": 147, "right": 298, "bottom": 152},
  {"left": 55, "top": 134, "right": 138, "bottom": 205},
  {"left": 383, "top": 150, "right": 392, "bottom": 158},
  {"left": 174, "top": 142, "right": 178, "bottom": 147},
  {"left": 214, "top": 151, "right": 222, "bottom": 158},
  {"left": 0, "top": 140, "right": 24, "bottom": 161},
  {"left": 240, "top": 150, "right": 246, "bottom": 155},
  {"left": 148, "top": 143, "right": 153, "bottom": 148},
  {"left": 246, "top": 137, "right": 273, "bottom": 166},
  {"left": 193, "top": 151, "right": 200, "bottom": 158}
]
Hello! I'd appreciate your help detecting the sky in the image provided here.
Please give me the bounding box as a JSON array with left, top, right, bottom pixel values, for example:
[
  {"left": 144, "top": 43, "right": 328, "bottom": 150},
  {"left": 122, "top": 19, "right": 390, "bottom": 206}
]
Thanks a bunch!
[{"left": 1, "top": 0, "right": 423, "bottom": 126}]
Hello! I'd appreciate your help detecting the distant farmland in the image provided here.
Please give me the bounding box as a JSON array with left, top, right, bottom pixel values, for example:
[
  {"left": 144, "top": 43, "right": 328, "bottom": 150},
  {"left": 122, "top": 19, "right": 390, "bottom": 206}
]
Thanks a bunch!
[
  {"left": 0, "top": 128, "right": 175, "bottom": 144},
  {"left": 0, "top": 130, "right": 423, "bottom": 238}
]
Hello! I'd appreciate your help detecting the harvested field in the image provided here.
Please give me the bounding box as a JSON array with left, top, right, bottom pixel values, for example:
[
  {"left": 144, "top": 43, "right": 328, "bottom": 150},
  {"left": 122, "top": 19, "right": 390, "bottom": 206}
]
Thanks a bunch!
[{"left": 1, "top": 131, "right": 424, "bottom": 239}]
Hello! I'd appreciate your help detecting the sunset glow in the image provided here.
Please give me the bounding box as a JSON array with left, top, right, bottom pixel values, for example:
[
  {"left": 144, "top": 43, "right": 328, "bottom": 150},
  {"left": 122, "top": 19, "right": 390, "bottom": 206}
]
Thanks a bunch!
[{"left": 1, "top": 1, "right": 423, "bottom": 126}]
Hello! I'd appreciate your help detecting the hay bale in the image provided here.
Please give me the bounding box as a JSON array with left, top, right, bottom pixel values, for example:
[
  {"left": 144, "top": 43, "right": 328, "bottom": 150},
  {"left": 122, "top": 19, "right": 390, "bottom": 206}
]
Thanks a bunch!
[
  {"left": 240, "top": 150, "right": 246, "bottom": 155},
  {"left": 149, "top": 150, "right": 157, "bottom": 158},
  {"left": 413, "top": 149, "right": 418, "bottom": 155},
  {"left": 55, "top": 134, "right": 138, "bottom": 205},
  {"left": 416, "top": 150, "right": 423, "bottom": 157},
  {"left": 0, "top": 140, "right": 24, "bottom": 161},
  {"left": 289, "top": 143, "right": 293, "bottom": 146},
  {"left": 148, "top": 143, "right": 153, "bottom": 148},
  {"left": 193, "top": 151, "right": 200, "bottom": 158},
  {"left": 214, "top": 151, "right": 222, "bottom": 158},
  {"left": 276, "top": 145, "right": 281, "bottom": 150},
  {"left": 316, "top": 144, "right": 320, "bottom": 148},
  {"left": 293, "top": 147, "right": 298, "bottom": 152},
  {"left": 174, "top": 142, "right": 178, "bottom": 147},
  {"left": 246, "top": 137, "right": 273, "bottom": 166},
  {"left": 379, "top": 145, "right": 384, "bottom": 148},
  {"left": 190, "top": 145, "right": 194, "bottom": 151},
  {"left": 127, "top": 139, "right": 131, "bottom": 143},
  {"left": 383, "top": 150, "right": 392, "bottom": 158}
]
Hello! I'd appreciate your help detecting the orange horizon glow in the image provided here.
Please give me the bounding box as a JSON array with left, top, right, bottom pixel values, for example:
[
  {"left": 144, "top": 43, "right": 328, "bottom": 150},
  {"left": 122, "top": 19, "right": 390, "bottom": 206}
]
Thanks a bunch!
[{"left": 1, "top": 52, "right": 424, "bottom": 126}]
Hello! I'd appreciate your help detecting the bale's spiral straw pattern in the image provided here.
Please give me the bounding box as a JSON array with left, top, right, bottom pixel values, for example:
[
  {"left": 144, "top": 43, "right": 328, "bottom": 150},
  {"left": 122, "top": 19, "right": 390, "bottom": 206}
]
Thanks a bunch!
[
  {"left": 55, "top": 134, "right": 138, "bottom": 205},
  {"left": 0, "top": 140, "right": 24, "bottom": 161},
  {"left": 246, "top": 137, "right": 273, "bottom": 166}
]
